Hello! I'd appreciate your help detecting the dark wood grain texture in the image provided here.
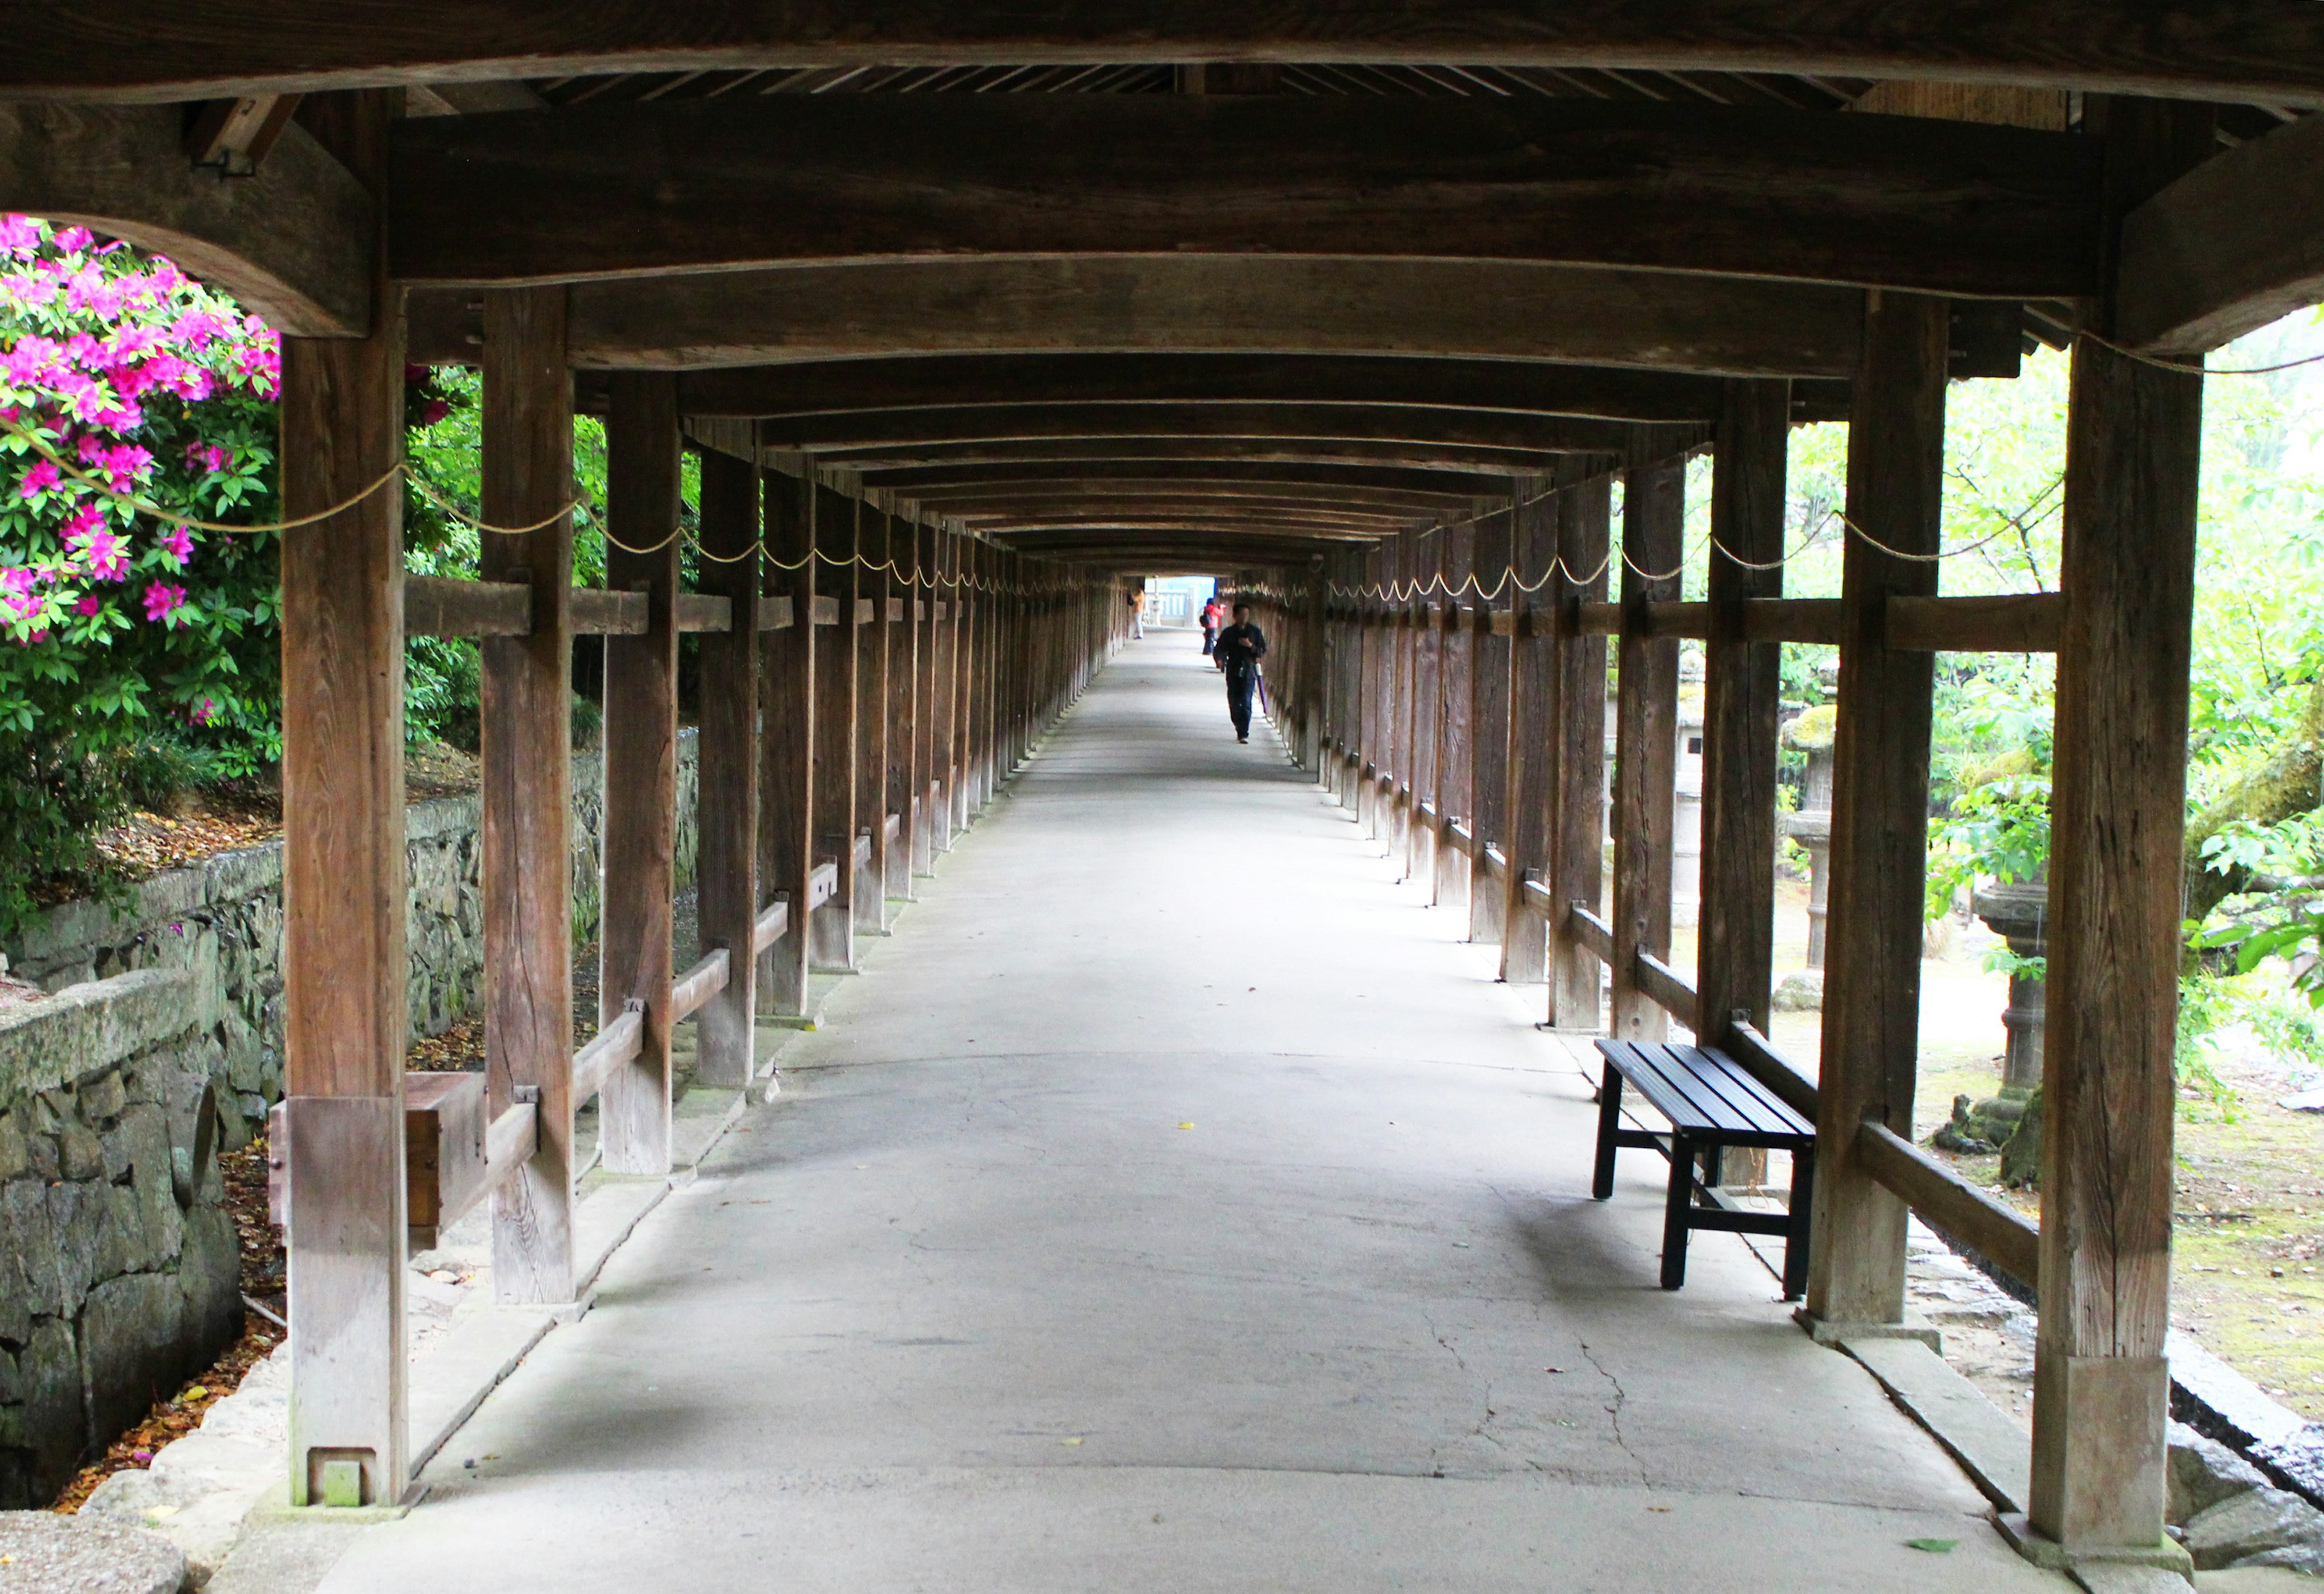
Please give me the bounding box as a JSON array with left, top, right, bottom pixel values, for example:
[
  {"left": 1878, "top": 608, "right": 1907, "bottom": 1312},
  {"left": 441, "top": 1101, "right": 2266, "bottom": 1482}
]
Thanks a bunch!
[
  {"left": 1499, "top": 481, "right": 1558, "bottom": 983},
  {"left": 757, "top": 467, "right": 816, "bottom": 1017},
  {"left": 812, "top": 484, "right": 861, "bottom": 970},
  {"left": 1549, "top": 473, "right": 1612, "bottom": 1029},
  {"left": 1610, "top": 444, "right": 1685, "bottom": 1046}
]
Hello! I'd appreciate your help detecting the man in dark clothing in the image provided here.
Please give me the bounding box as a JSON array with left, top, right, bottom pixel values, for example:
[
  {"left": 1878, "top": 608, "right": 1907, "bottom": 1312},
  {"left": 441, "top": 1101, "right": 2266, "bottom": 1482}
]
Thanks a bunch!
[{"left": 1212, "top": 602, "right": 1269, "bottom": 744}]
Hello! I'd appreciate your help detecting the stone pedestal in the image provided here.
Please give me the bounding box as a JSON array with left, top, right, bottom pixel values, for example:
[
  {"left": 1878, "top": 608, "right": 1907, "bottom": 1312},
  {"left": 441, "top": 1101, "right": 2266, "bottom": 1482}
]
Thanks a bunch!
[
  {"left": 1672, "top": 653, "right": 1705, "bottom": 928},
  {"left": 1974, "top": 878, "right": 2051, "bottom": 1094}
]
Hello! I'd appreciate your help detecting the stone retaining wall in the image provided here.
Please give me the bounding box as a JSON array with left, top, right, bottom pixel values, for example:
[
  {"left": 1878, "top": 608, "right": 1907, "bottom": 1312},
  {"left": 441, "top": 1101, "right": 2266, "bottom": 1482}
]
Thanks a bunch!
[
  {"left": 0, "top": 969, "right": 241, "bottom": 1507},
  {"left": 0, "top": 733, "right": 700, "bottom": 1151}
]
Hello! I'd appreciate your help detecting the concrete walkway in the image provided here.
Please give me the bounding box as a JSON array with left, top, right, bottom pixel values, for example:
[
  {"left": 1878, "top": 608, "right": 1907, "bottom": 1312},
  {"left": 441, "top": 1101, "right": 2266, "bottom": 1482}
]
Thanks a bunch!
[{"left": 321, "top": 639, "right": 2066, "bottom": 1593}]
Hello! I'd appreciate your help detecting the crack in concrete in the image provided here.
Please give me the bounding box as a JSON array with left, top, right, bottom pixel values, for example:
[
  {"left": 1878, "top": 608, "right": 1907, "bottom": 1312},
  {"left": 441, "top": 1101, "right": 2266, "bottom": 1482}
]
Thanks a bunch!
[{"left": 1577, "top": 1338, "right": 1649, "bottom": 1487}]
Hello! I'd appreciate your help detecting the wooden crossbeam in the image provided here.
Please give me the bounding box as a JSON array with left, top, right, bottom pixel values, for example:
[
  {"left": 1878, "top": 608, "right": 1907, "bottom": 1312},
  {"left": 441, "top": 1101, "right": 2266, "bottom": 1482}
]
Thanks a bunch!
[
  {"left": 864, "top": 459, "right": 1521, "bottom": 496},
  {"left": 763, "top": 403, "right": 1636, "bottom": 456},
  {"left": 914, "top": 481, "right": 1483, "bottom": 513},
  {"left": 410, "top": 259, "right": 1866, "bottom": 378},
  {"left": 389, "top": 97, "right": 2096, "bottom": 298},
  {"left": 16, "top": 6, "right": 2324, "bottom": 107},
  {"left": 0, "top": 100, "right": 371, "bottom": 335}
]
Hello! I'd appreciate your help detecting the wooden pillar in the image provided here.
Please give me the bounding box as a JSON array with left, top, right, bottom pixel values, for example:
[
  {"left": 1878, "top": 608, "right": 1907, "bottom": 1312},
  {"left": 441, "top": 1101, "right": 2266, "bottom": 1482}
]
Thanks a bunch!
[
  {"left": 279, "top": 86, "right": 407, "bottom": 1510},
  {"left": 813, "top": 486, "right": 860, "bottom": 969},
  {"left": 2026, "top": 96, "right": 2214, "bottom": 1563},
  {"left": 1610, "top": 441, "right": 1686, "bottom": 1046},
  {"left": 1549, "top": 473, "right": 1612, "bottom": 1029},
  {"left": 1694, "top": 380, "right": 1789, "bottom": 1045},
  {"left": 1469, "top": 501, "right": 1514, "bottom": 945},
  {"left": 1805, "top": 294, "right": 1948, "bottom": 1329},
  {"left": 598, "top": 373, "right": 680, "bottom": 1169},
  {"left": 1357, "top": 556, "right": 1383, "bottom": 837},
  {"left": 1500, "top": 481, "right": 1557, "bottom": 983},
  {"left": 1433, "top": 524, "right": 1474, "bottom": 912},
  {"left": 757, "top": 472, "right": 822, "bottom": 1022},
  {"left": 937, "top": 530, "right": 965, "bottom": 841},
  {"left": 1391, "top": 539, "right": 1417, "bottom": 872},
  {"left": 913, "top": 521, "right": 940, "bottom": 875},
  {"left": 1411, "top": 533, "right": 1442, "bottom": 887},
  {"left": 856, "top": 504, "right": 893, "bottom": 932},
  {"left": 480, "top": 284, "right": 576, "bottom": 1306},
  {"left": 698, "top": 450, "right": 766, "bottom": 1064}
]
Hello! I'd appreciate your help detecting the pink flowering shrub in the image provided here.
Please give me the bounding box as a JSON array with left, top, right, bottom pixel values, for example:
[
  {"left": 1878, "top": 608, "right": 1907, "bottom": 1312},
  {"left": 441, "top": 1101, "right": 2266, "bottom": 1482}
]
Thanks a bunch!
[{"left": 0, "top": 214, "right": 283, "bottom": 930}]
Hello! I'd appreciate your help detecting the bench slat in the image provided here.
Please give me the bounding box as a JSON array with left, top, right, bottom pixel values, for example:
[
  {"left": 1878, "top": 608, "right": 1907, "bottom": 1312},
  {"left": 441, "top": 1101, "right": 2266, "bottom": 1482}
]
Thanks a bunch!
[
  {"left": 1596, "top": 1039, "right": 1813, "bottom": 1146},
  {"left": 1668, "top": 1045, "right": 1811, "bottom": 1139}
]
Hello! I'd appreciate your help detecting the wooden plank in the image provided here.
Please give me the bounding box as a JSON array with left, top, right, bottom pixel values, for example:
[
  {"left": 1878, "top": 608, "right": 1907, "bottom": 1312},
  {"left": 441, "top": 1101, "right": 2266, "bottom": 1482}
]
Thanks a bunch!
[
  {"left": 1633, "top": 949, "right": 1698, "bottom": 1027},
  {"left": 675, "top": 592, "right": 732, "bottom": 633},
  {"left": 755, "top": 594, "right": 793, "bottom": 631},
  {"left": 1548, "top": 472, "right": 1610, "bottom": 1029},
  {"left": 479, "top": 283, "right": 576, "bottom": 1307},
  {"left": 682, "top": 355, "right": 1735, "bottom": 426},
  {"left": 442, "top": 259, "right": 1869, "bottom": 380},
  {"left": 1693, "top": 378, "right": 1788, "bottom": 1053},
  {"left": 483, "top": 1101, "right": 537, "bottom": 1177},
  {"left": 812, "top": 485, "right": 861, "bottom": 970},
  {"left": 277, "top": 87, "right": 405, "bottom": 1507},
  {"left": 569, "top": 1008, "right": 644, "bottom": 1108},
  {"left": 1858, "top": 1121, "right": 2040, "bottom": 1289},
  {"left": 31, "top": 8, "right": 2324, "bottom": 110},
  {"left": 2029, "top": 98, "right": 2214, "bottom": 1556},
  {"left": 569, "top": 586, "right": 648, "bottom": 635},
  {"left": 0, "top": 99, "right": 371, "bottom": 335},
  {"left": 403, "top": 573, "right": 528, "bottom": 636},
  {"left": 597, "top": 371, "right": 678, "bottom": 1176},
  {"left": 1808, "top": 290, "right": 1948, "bottom": 1332},
  {"left": 1570, "top": 904, "right": 1616, "bottom": 967},
  {"left": 751, "top": 900, "right": 789, "bottom": 957},
  {"left": 811, "top": 595, "right": 841, "bottom": 625},
  {"left": 694, "top": 449, "right": 763, "bottom": 1078},
  {"left": 764, "top": 403, "right": 1636, "bottom": 455},
  {"left": 1610, "top": 438, "right": 1684, "bottom": 1048},
  {"left": 667, "top": 948, "right": 733, "bottom": 1025},
  {"left": 390, "top": 97, "right": 2096, "bottom": 299},
  {"left": 1886, "top": 591, "right": 2063, "bottom": 653},
  {"left": 2118, "top": 111, "right": 2324, "bottom": 356},
  {"left": 404, "top": 1071, "right": 485, "bottom": 1250}
]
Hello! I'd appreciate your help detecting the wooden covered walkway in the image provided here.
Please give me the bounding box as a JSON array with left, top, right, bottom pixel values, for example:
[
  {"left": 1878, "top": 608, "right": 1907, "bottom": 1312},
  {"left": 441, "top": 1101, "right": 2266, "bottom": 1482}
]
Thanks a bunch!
[{"left": 7, "top": 13, "right": 2323, "bottom": 1581}]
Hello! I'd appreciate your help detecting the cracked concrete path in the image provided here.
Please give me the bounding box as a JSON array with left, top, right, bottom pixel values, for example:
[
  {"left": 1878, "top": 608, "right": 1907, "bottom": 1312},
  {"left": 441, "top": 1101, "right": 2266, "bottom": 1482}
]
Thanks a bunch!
[{"left": 321, "top": 639, "right": 2066, "bottom": 1593}]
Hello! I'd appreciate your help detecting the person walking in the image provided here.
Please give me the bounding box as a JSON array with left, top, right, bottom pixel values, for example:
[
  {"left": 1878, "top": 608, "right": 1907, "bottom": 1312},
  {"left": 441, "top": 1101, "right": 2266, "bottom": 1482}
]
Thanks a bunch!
[
  {"left": 1128, "top": 588, "right": 1145, "bottom": 640},
  {"left": 1212, "top": 601, "right": 1269, "bottom": 744},
  {"left": 1200, "top": 594, "right": 1223, "bottom": 656}
]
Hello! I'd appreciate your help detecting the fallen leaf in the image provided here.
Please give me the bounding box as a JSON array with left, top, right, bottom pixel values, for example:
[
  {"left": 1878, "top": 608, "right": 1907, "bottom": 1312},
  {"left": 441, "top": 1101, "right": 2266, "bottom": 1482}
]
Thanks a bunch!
[
  {"left": 1546, "top": 1367, "right": 1566, "bottom": 1374},
  {"left": 1178, "top": 1122, "right": 1195, "bottom": 1130},
  {"left": 1060, "top": 1437, "right": 1083, "bottom": 1446},
  {"left": 1904, "top": 1539, "right": 1957, "bottom": 1554}
]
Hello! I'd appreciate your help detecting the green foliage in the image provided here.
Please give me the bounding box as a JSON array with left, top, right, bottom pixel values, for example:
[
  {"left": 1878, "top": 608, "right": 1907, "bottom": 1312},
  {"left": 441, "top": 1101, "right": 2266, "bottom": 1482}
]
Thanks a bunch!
[{"left": 1926, "top": 776, "right": 2050, "bottom": 921}]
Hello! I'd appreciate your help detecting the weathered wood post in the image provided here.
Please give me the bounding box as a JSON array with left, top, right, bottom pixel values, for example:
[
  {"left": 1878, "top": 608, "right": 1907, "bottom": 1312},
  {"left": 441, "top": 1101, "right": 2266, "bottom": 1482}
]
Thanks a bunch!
[
  {"left": 757, "top": 469, "right": 822, "bottom": 1022},
  {"left": 2023, "top": 96, "right": 2214, "bottom": 1568},
  {"left": 1501, "top": 478, "right": 1558, "bottom": 984},
  {"left": 1609, "top": 439, "right": 1686, "bottom": 1046},
  {"left": 1549, "top": 470, "right": 1612, "bottom": 1029},
  {"left": 279, "top": 87, "right": 409, "bottom": 1509},
  {"left": 598, "top": 372, "right": 680, "bottom": 1170},
  {"left": 1806, "top": 293, "right": 1948, "bottom": 1335},
  {"left": 1357, "top": 552, "right": 1384, "bottom": 838},
  {"left": 696, "top": 449, "right": 764, "bottom": 1069},
  {"left": 1434, "top": 521, "right": 1474, "bottom": 914},
  {"left": 1411, "top": 531, "right": 1442, "bottom": 887},
  {"left": 812, "top": 485, "right": 860, "bottom": 969},
  {"left": 855, "top": 503, "right": 892, "bottom": 933},
  {"left": 1469, "top": 501, "right": 1514, "bottom": 946},
  {"left": 1693, "top": 380, "right": 1790, "bottom": 1046},
  {"left": 480, "top": 283, "right": 576, "bottom": 1306},
  {"left": 912, "top": 519, "right": 940, "bottom": 877}
]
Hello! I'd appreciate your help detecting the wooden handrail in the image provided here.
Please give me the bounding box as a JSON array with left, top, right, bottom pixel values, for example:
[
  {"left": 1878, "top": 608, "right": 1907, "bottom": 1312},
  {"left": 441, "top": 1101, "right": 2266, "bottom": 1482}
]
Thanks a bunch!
[
  {"left": 1724, "top": 1019, "right": 1820, "bottom": 1122},
  {"left": 1886, "top": 592, "right": 2062, "bottom": 654},
  {"left": 1857, "top": 1120, "right": 2040, "bottom": 1289},
  {"left": 1446, "top": 819, "right": 1477, "bottom": 859},
  {"left": 669, "top": 948, "right": 732, "bottom": 1025},
  {"left": 752, "top": 898, "right": 789, "bottom": 955},
  {"left": 675, "top": 593, "right": 732, "bottom": 633},
  {"left": 484, "top": 1102, "right": 537, "bottom": 1187},
  {"left": 405, "top": 574, "right": 529, "bottom": 637},
  {"left": 1520, "top": 875, "right": 1555, "bottom": 914},
  {"left": 570, "top": 1007, "right": 644, "bottom": 1105},
  {"left": 757, "top": 594, "right": 794, "bottom": 631},
  {"left": 1633, "top": 949, "right": 1696, "bottom": 1025},
  {"left": 1568, "top": 903, "right": 1615, "bottom": 966},
  {"left": 808, "top": 860, "right": 839, "bottom": 910},
  {"left": 1482, "top": 844, "right": 1508, "bottom": 881},
  {"left": 570, "top": 587, "right": 648, "bottom": 636},
  {"left": 810, "top": 595, "right": 840, "bottom": 625}
]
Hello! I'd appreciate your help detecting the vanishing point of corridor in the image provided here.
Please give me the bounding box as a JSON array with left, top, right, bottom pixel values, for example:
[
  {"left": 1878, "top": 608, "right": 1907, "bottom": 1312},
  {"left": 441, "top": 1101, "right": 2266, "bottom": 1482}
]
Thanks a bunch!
[{"left": 323, "top": 642, "right": 2054, "bottom": 1593}]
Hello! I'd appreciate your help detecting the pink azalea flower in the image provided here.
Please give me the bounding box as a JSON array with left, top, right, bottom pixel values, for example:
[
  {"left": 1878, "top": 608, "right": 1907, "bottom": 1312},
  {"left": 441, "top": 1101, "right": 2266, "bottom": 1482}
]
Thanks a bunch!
[
  {"left": 50, "top": 225, "right": 93, "bottom": 255},
  {"left": 189, "top": 698, "right": 216, "bottom": 726},
  {"left": 17, "top": 458, "right": 59, "bottom": 499},
  {"left": 142, "top": 581, "right": 186, "bottom": 625},
  {"left": 0, "top": 213, "right": 40, "bottom": 257},
  {"left": 74, "top": 594, "right": 101, "bottom": 617},
  {"left": 419, "top": 398, "right": 451, "bottom": 427},
  {"left": 160, "top": 525, "right": 194, "bottom": 567},
  {"left": 77, "top": 529, "right": 130, "bottom": 582}
]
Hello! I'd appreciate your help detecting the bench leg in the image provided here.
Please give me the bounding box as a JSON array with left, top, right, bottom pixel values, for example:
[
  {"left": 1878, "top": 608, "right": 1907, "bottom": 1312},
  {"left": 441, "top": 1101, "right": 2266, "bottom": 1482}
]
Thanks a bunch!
[
  {"left": 1591, "top": 1063, "right": 1624, "bottom": 1201},
  {"left": 1699, "top": 1139, "right": 1724, "bottom": 1193},
  {"left": 1781, "top": 1144, "right": 1815, "bottom": 1302},
  {"left": 1660, "top": 1131, "right": 1695, "bottom": 1291}
]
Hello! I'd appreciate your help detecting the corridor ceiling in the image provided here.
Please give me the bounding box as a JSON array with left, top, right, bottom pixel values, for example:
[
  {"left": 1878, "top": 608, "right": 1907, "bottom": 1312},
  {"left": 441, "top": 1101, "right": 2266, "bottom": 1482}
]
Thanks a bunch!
[{"left": 8, "top": 10, "right": 2314, "bottom": 570}]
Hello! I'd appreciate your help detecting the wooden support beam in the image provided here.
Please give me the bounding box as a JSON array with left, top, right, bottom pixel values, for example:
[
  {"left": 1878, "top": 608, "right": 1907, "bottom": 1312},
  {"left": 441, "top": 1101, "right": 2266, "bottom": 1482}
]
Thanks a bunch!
[
  {"left": 597, "top": 372, "right": 679, "bottom": 1174},
  {"left": 185, "top": 93, "right": 304, "bottom": 170},
  {"left": 1499, "top": 481, "right": 1557, "bottom": 984},
  {"left": 2027, "top": 97, "right": 2214, "bottom": 1563},
  {"left": 1610, "top": 440, "right": 1684, "bottom": 1047},
  {"left": 414, "top": 260, "right": 1866, "bottom": 378},
  {"left": 907, "top": 519, "right": 937, "bottom": 881},
  {"left": 1807, "top": 291, "right": 1948, "bottom": 1332},
  {"left": 672, "top": 354, "right": 1742, "bottom": 425},
  {"left": 1433, "top": 521, "right": 1475, "bottom": 912},
  {"left": 2118, "top": 111, "right": 2324, "bottom": 355},
  {"left": 389, "top": 96, "right": 2096, "bottom": 298},
  {"left": 812, "top": 486, "right": 861, "bottom": 970},
  {"left": 1467, "top": 507, "right": 1513, "bottom": 946},
  {"left": 0, "top": 99, "right": 372, "bottom": 335},
  {"left": 278, "top": 87, "right": 404, "bottom": 1510},
  {"left": 765, "top": 403, "right": 1636, "bottom": 455},
  {"left": 404, "top": 1072, "right": 484, "bottom": 1250},
  {"left": 480, "top": 283, "right": 576, "bottom": 1306},
  {"left": 869, "top": 457, "right": 1521, "bottom": 499},
  {"left": 1693, "top": 377, "right": 1789, "bottom": 1050},
  {"left": 1633, "top": 948, "right": 1699, "bottom": 1025},
  {"left": 858, "top": 506, "right": 895, "bottom": 930},
  {"left": 1858, "top": 1121, "right": 2041, "bottom": 1291},
  {"left": 19, "top": 8, "right": 2324, "bottom": 107},
  {"left": 568, "top": 1008, "right": 645, "bottom": 1109},
  {"left": 694, "top": 450, "right": 762, "bottom": 1081},
  {"left": 1548, "top": 472, "right": 1611, "bottom": 1029},
  {"left": 756, "top": 466, "right": 816, "bottom": 1019}
]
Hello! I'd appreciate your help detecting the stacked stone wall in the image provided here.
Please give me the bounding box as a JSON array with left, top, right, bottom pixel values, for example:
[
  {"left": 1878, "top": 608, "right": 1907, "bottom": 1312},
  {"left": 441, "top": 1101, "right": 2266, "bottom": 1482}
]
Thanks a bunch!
[
  {"left": 0, "top": 970, "right": 241, "bottom": 1507},
  {"left": 0, "top": 734, "right": 699, "bottom": 1150}
]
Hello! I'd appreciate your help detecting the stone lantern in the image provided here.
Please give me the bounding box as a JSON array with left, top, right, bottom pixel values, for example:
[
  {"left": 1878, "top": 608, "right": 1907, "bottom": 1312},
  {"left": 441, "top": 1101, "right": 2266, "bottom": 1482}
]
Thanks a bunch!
[
  {"left": 1780, "top": 702, "right": 1839, "bottom": 969},
  {"left": 1934, "top": 875, "right": 2049, "bottom": 1182},
  {"left": 1672, "top": 651, "right": 1705, "bottom": 928}
]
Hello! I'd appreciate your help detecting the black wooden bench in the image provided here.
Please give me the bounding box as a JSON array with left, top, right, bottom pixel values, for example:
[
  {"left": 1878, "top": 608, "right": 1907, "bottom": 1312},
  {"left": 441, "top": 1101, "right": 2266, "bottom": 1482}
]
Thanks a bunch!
[{"left": 1591, "top": 1039, "right": 1817, "bottom": 1299}]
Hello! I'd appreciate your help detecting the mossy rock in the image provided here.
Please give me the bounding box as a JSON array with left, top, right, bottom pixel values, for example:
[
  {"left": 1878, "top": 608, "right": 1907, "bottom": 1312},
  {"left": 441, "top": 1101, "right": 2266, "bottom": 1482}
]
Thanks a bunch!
[
  {"left": 1999, "top": 1085, "right": 2043, "bottom": 1189},
  {"left": 1782, "top": 704, "right": 1837, "bottom": 751}
]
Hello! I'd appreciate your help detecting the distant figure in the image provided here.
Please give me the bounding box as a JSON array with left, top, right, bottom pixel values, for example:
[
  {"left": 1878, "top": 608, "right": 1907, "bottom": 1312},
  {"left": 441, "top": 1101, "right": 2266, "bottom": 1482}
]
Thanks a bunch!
[
  {"left": 1128, "top": 588, "right": 1144, "bottom": 640},
  {"left": 1200, "top": 596, "right": 1224, "bottom": 656},
  {"left": 1212, "top": 602, "right": 1269, "bottom": 744}
]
